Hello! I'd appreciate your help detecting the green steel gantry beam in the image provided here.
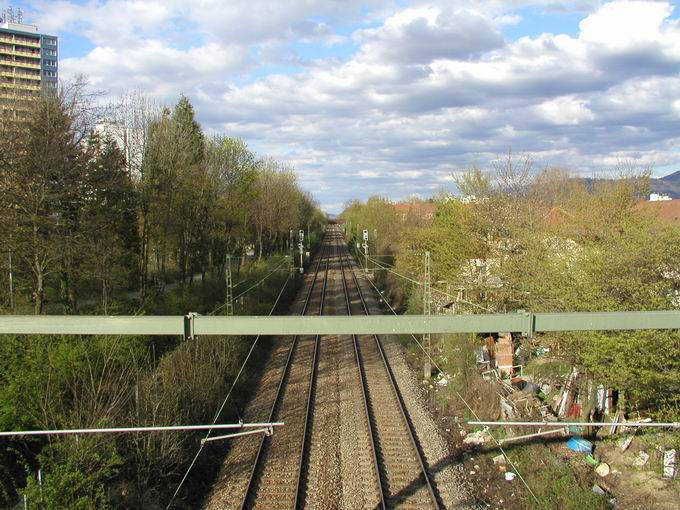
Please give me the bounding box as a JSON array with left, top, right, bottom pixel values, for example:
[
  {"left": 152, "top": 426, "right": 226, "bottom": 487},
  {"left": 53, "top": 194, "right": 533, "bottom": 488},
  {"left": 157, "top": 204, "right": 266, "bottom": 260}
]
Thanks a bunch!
[{"left": 0, "top": 310, "right": 679, "bottom": 338}]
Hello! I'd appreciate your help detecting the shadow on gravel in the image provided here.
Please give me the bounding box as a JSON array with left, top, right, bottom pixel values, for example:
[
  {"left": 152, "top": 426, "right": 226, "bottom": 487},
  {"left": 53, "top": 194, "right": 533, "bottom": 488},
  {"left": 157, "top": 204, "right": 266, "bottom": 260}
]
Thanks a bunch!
[{"left": 384, "top": 451, "right": 482, "bottom": 509}]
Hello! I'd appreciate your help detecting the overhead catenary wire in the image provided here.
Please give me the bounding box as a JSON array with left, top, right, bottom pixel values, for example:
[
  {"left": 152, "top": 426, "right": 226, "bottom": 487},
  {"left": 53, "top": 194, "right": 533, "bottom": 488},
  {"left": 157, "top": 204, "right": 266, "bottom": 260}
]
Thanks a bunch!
[
  {"left": 232, "top": 259, "right": 289, "bottom": 302},
  {"left": 366, "top": 255, "right": 497, "bottom": 313},
  {"left": 362, "top": 272, "right": 543, "bottom": 507},
  {"left": 166, "top": 273, "right": 291, "bottom": 509},
  {"left": 208, "top": 258, "right": 290, "bottom": 316},
  {"left": 366, "top": 255, "right": 424, "bottom": 287}
]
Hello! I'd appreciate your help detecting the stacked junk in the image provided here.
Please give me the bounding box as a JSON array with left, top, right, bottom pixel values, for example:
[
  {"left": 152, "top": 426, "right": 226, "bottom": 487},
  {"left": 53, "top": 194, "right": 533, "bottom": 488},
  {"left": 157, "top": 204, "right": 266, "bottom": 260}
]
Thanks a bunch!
[{"left": 462, "top": 333, "right": 677, "bottom": 497}]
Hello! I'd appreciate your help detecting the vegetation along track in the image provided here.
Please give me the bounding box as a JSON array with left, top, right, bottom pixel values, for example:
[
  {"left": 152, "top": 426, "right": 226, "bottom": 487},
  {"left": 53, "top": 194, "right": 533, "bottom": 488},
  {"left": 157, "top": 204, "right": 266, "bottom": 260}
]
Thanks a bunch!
[{"left": 205, "top": 227, "right": 441, "bottom": 509}]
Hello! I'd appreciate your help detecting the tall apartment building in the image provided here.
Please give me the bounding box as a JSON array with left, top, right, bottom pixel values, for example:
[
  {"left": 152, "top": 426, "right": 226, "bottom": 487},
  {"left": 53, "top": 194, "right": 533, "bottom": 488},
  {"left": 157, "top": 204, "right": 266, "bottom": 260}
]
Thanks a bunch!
[{"left": 0, "top": 7, "right": 58, "bottom": 105}]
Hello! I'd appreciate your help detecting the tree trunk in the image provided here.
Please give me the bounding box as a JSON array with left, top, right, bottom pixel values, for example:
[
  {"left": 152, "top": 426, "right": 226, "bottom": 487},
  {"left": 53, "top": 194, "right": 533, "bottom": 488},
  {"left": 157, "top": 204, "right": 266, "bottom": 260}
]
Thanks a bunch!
[
  {"left": 60, "top": 269, "right": 77, "bottom": 314},
  {"left": 34, "top": 267, "right": 44, "bottom": 315},
  {"left": 140, "top": 216, "right": 150, "bottom": 299},
  {"left": 101, "top": 278, "right": 108, "bottom": 315}
]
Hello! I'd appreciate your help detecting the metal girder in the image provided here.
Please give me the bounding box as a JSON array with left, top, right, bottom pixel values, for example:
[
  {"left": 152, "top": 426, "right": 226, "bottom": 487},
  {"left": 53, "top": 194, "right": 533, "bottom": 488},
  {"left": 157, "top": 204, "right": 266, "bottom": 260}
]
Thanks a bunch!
[
  {"left": 1, "top": 310, "right": 680, "bottom": 337},
  {"left": 0, "top": 315, "right": 183, "bottom": 336},
  {"left": 532, "top": 310, "right": 680, "bottom": 332}
]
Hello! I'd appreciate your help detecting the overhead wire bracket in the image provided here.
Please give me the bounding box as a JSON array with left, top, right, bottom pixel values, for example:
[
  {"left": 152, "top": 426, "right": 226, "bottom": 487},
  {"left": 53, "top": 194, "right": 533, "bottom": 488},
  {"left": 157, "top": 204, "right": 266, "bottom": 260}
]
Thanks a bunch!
[
  {"left": 201, "top": 425, "right": 275, "bottom": 444},
  {"left": 184, "top": 312, "right": 198, "bottom": 340}
]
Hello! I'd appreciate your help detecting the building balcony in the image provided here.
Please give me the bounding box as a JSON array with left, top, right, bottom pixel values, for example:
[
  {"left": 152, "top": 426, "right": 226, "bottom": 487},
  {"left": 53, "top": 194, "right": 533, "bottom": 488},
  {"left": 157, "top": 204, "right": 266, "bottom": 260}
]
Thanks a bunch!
[
  {"left": 1, "top": 49, "right": 41, "bottom": 59},
  {"left": 0, "top": 36, "right": 41, "bottom": 48},
  {"left": 0, "top": 92, "right": 39, "bottom": 101},
  {"left": 0, "top": 82, "right": 40, "bottom": 92},
  {"left": 0, "top": 70, "right": 41, "bottom": 81},
  {"left": 10, "top": 61, "right": 41, "bottom": 70},
  {"left": 15, "top": 39, "right": 41, "bottom": 48}
]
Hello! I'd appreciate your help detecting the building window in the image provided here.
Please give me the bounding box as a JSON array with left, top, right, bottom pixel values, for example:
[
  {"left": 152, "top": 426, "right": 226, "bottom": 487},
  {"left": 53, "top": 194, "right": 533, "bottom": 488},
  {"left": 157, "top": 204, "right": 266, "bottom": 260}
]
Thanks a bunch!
[
  {"left": 44, "top": 38, "right": 56, "bottom": 46},
  {"left": 44, "top": 49, "right": 57, "bottom": 56},
  {"left": 43, "top": 59, "right": 56, "bottom": 66},
  {"left": 43, "top": 70, "right": 56, "bottom": 77}
]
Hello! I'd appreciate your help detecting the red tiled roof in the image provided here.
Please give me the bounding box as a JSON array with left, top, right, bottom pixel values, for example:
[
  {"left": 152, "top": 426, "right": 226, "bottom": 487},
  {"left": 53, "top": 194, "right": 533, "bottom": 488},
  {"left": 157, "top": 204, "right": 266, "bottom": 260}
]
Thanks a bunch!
[
  {"left": 393, "top": 202, "right": 436, "bottom": 217},
  {"left": 635, "top": 199, "right": 680, "bottom": 227}
]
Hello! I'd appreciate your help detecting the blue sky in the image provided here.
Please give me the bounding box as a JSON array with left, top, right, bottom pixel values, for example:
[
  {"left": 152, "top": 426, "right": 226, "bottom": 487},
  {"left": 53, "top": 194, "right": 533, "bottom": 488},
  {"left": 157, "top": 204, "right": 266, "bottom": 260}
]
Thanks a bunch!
[{"left": 3, "top": 0, "right": 680, "bottom": 212}]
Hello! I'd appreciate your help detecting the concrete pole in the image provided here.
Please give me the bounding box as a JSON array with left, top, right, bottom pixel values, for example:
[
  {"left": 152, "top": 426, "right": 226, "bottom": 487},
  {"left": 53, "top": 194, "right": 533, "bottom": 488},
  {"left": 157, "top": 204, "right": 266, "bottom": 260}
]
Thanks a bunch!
[{"left": 423, "top": 251, "right": 432, "bottom": 380}]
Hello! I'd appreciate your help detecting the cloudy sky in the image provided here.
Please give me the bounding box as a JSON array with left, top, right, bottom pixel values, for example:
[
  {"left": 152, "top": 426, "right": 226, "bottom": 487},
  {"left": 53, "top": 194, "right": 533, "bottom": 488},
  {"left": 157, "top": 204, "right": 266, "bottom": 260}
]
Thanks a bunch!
[{"left": 4, "top": 0, "right": 680, "bottom": 212}]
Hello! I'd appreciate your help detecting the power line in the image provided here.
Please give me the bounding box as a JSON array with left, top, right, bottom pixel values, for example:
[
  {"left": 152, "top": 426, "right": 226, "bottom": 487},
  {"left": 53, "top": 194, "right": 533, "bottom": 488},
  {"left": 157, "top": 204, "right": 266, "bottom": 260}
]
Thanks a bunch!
[
  {"left": 362, "top": 272, "right": 542, "bottom": 507},
  {"left": 166, "top": 273, "right": 291, "bottom": 509},
  {"left": 208, "top": 258, "right": 289, "bottom": 316},
  {"left": 232, "top": 260, "right": 289, "bottom": 302},
  {"left": 367, "top": 256, "right": 424, "bottom": 287},
  {"left": 0, "top": 422, "right": 285, "bottom": 438},
  {"left": 367, "top": 255, "right": 498, "bottom": 313}
]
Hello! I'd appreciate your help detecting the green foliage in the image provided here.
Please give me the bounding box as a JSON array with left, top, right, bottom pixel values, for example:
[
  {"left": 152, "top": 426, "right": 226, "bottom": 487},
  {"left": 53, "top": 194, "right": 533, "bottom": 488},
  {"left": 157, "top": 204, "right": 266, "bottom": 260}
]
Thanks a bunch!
[
  {"left": 23, "top": 439, "right": 122, "bottom": 510},
  {"left": 564, "top": 330, "right": 680, "bottom": 418},
  {"left": 172, "top": 94, "right": 205, "bottom": 165},
  {"left": 0, "top": 87, "right": 322, "bottom": 507},
  {"left": 345, "top": 160, "right": 680, "bottom": 422},
  {"left": 438, "top": 333, "right": 479, "bottom": 394},
  {"left": 507, "top": 444, "right": 608, "bottom": 510}
]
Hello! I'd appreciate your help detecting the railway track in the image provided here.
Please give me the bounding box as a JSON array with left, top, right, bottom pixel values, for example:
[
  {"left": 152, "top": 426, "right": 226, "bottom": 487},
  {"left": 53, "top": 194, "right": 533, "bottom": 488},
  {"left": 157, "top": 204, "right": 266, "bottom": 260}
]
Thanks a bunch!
[
  {"left": 206, "top": 227, "right": 442, "bottom": 509},
  {"left": 336, "top": 232, "right": 440, "bottom": 510},
  {"left": 239, "top": 242, "right": 329, "bottom": 509}
]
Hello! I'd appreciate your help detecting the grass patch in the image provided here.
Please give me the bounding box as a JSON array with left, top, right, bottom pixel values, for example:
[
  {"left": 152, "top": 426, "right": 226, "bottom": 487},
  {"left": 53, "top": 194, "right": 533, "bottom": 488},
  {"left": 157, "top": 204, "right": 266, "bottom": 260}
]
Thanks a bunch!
[{"left": 506, "top": 444, "right": 608, "bottom": 510}]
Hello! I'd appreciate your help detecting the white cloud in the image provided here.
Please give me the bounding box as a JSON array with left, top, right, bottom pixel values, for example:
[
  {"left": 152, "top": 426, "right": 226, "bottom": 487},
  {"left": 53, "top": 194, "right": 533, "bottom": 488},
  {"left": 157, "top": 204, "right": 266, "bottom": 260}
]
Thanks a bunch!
[
  {"left": 579, "top": 0, "right": 675, "bottom": 48},
  {"left": 355, "top": 6, "right": 505, "bottom": 63},
  {"left": 23, "top": 0, "right": 680, "bottom": 211},
  {"left": 60, "top": 40, "right": 249, "bottom": 96},
  {"left": 536, "top": 96, "right": 595, "bottom": 124}
]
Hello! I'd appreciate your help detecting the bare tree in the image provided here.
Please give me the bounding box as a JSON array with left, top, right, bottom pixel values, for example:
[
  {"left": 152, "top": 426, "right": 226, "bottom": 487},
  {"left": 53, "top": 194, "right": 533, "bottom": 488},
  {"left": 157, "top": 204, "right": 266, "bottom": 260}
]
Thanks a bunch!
[{"left": 493, "top": 149, "right": 533, "bottom": 197}]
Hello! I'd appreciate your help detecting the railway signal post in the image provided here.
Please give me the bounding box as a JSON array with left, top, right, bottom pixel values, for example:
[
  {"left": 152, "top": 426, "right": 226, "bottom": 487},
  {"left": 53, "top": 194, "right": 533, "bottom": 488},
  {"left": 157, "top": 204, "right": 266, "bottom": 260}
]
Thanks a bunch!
[
  {"left": 362, "top": 229, "right": 369, "bottom": 273},
  {"left": 298, "top": 229, "right": 305, "bottom": 274}
]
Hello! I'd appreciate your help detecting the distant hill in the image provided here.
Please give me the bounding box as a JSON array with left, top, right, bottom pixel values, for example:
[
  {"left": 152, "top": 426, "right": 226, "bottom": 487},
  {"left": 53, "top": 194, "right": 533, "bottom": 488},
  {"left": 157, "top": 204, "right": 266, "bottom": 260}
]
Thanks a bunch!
[
  {"left": 574, "top": 170, "right": 680, "bottom": 199},
  {"left": 651, "top": 170, "right": 680, "bottom": 198}
]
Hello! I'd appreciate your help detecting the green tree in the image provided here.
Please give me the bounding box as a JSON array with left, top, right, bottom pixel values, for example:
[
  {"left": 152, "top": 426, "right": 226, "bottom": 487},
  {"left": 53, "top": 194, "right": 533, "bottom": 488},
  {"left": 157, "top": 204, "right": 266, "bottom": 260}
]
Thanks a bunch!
[
  {"left": 82, "top": 134, "right": 139, "bottom": 312},
  {"left": 1, "top": 93, "right": 86, "bottom": 313}
]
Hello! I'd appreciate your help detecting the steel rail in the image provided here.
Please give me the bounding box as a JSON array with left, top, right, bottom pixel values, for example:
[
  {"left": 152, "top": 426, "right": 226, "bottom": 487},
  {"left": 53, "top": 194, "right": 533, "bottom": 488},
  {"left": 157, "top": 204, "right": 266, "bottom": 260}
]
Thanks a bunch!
[
  {"left": 294, "top": 240, "right": 329, "bottom": 509},
  {"left": 337, "top": 234, "right": 387, "bottom": 510},
  {"left": 239, "top": 240, "right": 329, "bottom": 510},
  {"left": 342, "top": 240, "right": 440, "bottom": 509}
]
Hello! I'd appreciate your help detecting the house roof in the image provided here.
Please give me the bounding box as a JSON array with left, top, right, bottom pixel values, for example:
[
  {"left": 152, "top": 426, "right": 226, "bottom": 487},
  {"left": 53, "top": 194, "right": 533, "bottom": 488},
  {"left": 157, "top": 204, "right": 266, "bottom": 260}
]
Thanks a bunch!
[
  {"left": 635, "top": 199, "right": 680, "bottom": 227},
  {"left": 393, "top": 202, "right": 436, "bottom": 217}
]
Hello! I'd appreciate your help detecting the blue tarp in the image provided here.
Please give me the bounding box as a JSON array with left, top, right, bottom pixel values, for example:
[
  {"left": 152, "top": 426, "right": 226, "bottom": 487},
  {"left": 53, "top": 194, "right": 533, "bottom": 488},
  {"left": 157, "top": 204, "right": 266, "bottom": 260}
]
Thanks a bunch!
[{"left": 567, "top": 437, "right": 593, "bottom": 453}]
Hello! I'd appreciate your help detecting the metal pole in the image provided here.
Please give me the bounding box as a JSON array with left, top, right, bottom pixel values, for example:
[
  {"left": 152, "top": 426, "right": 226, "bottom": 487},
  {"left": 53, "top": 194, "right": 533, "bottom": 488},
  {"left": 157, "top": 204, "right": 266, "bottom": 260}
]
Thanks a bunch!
[
  {"left": 362, "top": 229, "right": 369, "bottom": 274},
  {"left": 38, "top": 468, "right": 44, "bottom": 510},
  {"left": 423, "top": 251, "right": 432, "bottom": 380},
  {"left": 289, "top": 229, "right": 294, "bottom": 275},
  {"left": 498, "top": 428, "right": 569, "bottom": 445},
  {"left": 225, "top": 254, "right": 234, "bottom": 316},
  {"left": 8, "top": 249, "right": 14, "bottom": 311},
  {"left": 357, "top": 223, "right": 360, "bottom": 254},
  {"left": 468, "top": 420, "right": 680, "bottom": 429}
]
